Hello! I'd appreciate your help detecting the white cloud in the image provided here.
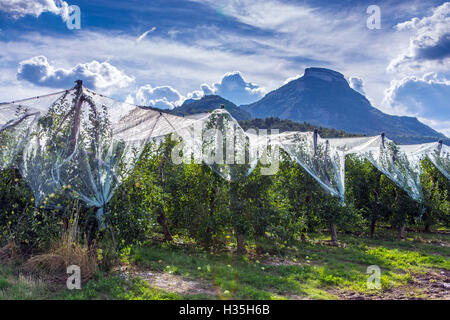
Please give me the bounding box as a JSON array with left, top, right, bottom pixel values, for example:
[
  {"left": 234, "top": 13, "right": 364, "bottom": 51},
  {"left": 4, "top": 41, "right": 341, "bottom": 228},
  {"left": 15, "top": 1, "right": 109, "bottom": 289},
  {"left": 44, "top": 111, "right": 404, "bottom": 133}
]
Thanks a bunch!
[
  {"left": 132, "top": 85, "right": 184, "bottom": 109},
  {"left": 186, "top": 90, "right": 203, "bottom": 100},
  {"left": 3, "top": 31, "right": 283, "bottom": 96},
  {"left": 136, "top": 27, "right": 156, "bottom": 43},
  {"left": 387, "top": 2, "right": 450, "bottom": 75},
  {"left": 192, "top": 0, "right": 315, "bottom": 32},
  {"left": 0, "top": 0, "right": 70, "bottom": 21},
  {"left": 283, "top": 73, "right": 303, "bottom": 85},
  {"left": 348, "top": 77, "right": 365, "bottom": 95},
  {"left": 381, "top": 2, "right": 450, "bottom": 138},
  {"left": 0, "top": 71, "right": 53, "bottom": 102},
  {"left": 17, "top": 55, "right": 135, "bottom": 91},
  {"left": 190, "top": 0, "right": 414, "bottom": 106},
  {"left": 126, "top": 71, "right": 265, "bottom": 109},
  {"left": 382, "top": 73, "right": 450, "bottom": 137},
  {"left": 0, "top": 1, "right": 403, "bottom": 107},
  {"left": 418, "top": 118, "right": 450, "bottom": 137},
  {"left": 0, "top": 1, "right": 446, "bottom": 134},
  {"left": 200, "top": 71, "right": 266, "bottom": 105}
]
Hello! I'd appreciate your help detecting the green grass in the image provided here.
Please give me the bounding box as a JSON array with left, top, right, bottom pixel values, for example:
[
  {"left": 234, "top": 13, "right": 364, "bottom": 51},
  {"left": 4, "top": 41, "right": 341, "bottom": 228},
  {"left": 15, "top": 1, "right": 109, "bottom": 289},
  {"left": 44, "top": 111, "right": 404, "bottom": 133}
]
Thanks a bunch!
[
  {"left": 0, "top": 229, "right": 448, "bottom": 300},
  {"left": 0, "top": 264, "right": 184, "bottom": 300},
  {"left": 0, "top": 263, "right": 50, "bottom": 300},
  {"left": 128, "top": 230, "right": 449, "bottom": 299},
  {"left": 58, "top": 274, "right": 183, "bottom": 300}
]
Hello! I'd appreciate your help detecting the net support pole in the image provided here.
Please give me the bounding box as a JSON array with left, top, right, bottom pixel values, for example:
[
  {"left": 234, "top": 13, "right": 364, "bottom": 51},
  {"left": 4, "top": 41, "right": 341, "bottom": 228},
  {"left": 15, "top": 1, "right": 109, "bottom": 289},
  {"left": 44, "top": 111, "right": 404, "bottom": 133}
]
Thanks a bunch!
[
  {"left": 75, "top": 80, "right": 83, "bottom": 92},
  {"left": 70, "top": 80, "right": 85, "bottom": 145},
  {"left": 103, "top": 206, "right": 122, "bottom": 274},
  {"left": 313, "top": 129, "right": 318, "bottom": 156},
  {"left": 323, "top": 139, "right": 331, "bottom": 186}
]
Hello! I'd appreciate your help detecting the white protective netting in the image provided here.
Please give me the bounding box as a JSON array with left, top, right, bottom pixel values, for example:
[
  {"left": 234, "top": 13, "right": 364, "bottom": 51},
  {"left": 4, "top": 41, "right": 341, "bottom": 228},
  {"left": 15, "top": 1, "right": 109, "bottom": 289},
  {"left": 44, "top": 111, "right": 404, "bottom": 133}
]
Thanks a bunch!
[
  {"left": 0, "top": 90, "right": 68, "bottom": 169},
  {"left": 0, "top": 84, "right": 448, "bottom": 224},
  {"left": 277, "top": 131, "right": 346, "bottom": 200}
]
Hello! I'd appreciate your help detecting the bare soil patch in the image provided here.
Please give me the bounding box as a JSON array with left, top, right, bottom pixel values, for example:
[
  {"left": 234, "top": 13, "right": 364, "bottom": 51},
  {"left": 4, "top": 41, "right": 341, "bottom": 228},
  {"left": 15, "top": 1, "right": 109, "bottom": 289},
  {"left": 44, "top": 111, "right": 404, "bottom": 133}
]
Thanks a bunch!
[
  {"left": 262, "top": 256, "right": 302, "bottom": 267},
  {"left": 122, "top": 270, "right": 218, "bottom": 296},
  {"left": 332, "top": 269, "right": 450, "bottom": 300}
]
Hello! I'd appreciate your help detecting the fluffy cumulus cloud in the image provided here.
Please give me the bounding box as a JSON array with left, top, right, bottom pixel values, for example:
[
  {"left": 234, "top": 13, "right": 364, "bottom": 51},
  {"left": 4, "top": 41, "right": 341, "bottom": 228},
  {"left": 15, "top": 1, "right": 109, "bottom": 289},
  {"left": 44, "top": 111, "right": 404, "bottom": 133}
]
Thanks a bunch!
[
  {"left": 200, "top": 71, "right": 266, "bottom": 105},
  {"left": 388, "top": 2, "right": 450, "bottom": 74},
  {"left": 17, "top": 55, "right": 134, "bottom": 90},
  {"left": 382, "top": 73, "right": 450, "bottom": 136},
  {"left": 348, "top": 77, "right": 365, "bottom": 95},
  {"left": 0, "top": 0, "right": 70, "bottom": 21},
  {"left": 133, "top": 85, "right": 185, "bottom": 109},
  {"left": 127, "top": 71, "right": 265, "bottom": 109}
]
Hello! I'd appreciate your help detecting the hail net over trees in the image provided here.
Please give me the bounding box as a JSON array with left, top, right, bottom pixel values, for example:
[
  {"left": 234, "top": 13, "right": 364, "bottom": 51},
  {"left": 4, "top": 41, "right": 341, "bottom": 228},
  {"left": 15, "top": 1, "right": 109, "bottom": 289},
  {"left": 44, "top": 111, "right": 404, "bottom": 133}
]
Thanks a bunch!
[{"left": 0, "top": 82, "right": 448, "bottom": 224}]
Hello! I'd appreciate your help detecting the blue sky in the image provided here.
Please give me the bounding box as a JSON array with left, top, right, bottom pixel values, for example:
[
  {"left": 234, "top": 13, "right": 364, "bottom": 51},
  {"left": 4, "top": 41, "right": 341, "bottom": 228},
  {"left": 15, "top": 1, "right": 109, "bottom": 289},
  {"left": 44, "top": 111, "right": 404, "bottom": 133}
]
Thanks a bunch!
[{"left": 0, "top": 0, "right": 449, "bottom": 135}]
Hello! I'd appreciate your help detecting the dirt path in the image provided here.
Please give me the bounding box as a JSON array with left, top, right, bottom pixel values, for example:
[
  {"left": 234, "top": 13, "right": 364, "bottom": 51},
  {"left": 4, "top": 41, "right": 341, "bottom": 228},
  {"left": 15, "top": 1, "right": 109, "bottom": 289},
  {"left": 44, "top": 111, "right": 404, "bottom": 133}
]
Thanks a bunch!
[
  {"left": 332, "top": 270, "right": 450, "bottom": 300},
  {"left": 122, "top": 270, "right": 218, "bottom": 296},
  {"left": 122, "top": 261, "right": 449, "bottom": 300}
]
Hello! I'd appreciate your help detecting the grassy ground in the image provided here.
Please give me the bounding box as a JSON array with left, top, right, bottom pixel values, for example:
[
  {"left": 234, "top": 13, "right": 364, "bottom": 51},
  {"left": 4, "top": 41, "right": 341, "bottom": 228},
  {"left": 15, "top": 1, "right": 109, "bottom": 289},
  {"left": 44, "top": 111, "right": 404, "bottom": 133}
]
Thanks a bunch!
[{"left": 0, "top": 229, "right": 448, "bottom": 300}]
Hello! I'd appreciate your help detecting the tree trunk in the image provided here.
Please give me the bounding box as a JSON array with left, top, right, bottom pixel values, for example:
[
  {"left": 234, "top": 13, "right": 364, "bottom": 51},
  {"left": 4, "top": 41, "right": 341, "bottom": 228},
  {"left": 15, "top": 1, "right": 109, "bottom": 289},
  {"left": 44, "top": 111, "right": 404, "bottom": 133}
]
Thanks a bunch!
[
  {"left": 235, "top": 228, "right": 246, "bottom": 255},
  {"left": 330, "top": 223, "right": 338, "bottom": 246},
  {"left": 156, "top": 149, "right": 173, "bottom": 242},
  {"left": 370, "top": 219, "right": 376, "bottom": 238},
  {"left": 157, "top": 209, "right": 173, "bottom": 242},
  {"left": 203, "top": 186, "right": 218, "bottom": 251},
  {"left": 87, "top": 218, "right": 98, "bottom": 249},
  {"left": 424, "top": 224, "right": 431, "bottom": 233},
  {"left": 398, "top": 225, "right": 405, "bottom": 239},
  {"left": 203, "top": 226, "right": 212, "bottom": 251}
]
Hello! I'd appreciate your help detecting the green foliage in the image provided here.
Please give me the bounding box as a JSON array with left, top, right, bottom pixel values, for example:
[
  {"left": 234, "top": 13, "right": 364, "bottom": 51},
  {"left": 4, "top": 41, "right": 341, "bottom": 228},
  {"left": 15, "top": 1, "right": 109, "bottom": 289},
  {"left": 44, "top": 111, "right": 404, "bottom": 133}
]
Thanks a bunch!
[
  {"left": 421, "top": 158, "right": 450, "bottom": 230},
  {"left": 0, "top": 169, "right": 61, "bottom": 252},
  {"left": 171, "top": 95, "right": 252, "bottom": 121},
  {"left": 0, "top": 136, "right": 448, "bottom": 258},
  {"left": 346, "top": 155, "right": 448, "bottom": 234},
  {"left": 239, "top": 117, "right": 362, "bottom": 138},
  {"left": 346, "top": 156, "right": 388, "bottom": 224}
]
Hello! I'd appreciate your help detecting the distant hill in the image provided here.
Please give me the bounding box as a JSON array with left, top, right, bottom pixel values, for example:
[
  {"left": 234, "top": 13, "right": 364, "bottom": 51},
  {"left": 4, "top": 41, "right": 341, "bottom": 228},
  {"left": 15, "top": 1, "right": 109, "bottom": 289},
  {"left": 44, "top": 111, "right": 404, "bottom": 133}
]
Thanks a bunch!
[
  {"left": 238, "top": 117, "right": 362, "bottom": 138},
  {"left": 171, "top": 95, "right": 251, "bottom": 121},
  {"left": 241, "top": 67, "right": 447, "bottom": 144}
]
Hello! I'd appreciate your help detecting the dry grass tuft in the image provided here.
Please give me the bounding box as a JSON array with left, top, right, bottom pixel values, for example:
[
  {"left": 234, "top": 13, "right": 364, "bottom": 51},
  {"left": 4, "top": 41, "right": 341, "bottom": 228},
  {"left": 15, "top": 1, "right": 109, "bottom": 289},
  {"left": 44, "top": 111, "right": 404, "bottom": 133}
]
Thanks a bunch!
[
  {"left": 23, "top": 242, "right": 98, "bottom": 284},
  {"left": 0, "top": 242, "right": 16, "bottom": 261},
  {"left": 22, "top": 210, "right": 98, "bottom": 284}
]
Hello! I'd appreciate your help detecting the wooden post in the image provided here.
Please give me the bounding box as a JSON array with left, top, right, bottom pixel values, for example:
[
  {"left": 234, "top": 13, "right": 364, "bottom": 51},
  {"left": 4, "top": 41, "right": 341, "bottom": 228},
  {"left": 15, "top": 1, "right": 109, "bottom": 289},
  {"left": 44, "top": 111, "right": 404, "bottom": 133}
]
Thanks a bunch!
[
  {"left": 330, "top": 223, "right": 338, "bottom": 246},
  {"left": 70, "top": 80, "right": 84, "bottom": 145},
  {"left": 323, "top": 140, "right": 331, "bottom": 184},
  {"left": 398, "top": 225, "right": 405, "bottom": 239},
  {"left": 438, "top": 140, "right": 443, "bottom": 154},
  {"left": 75, "top": 80, "right": 83, "bottom": 92},
  {"left": 313, "top": 129, "right": 318, "bottom": 156}
]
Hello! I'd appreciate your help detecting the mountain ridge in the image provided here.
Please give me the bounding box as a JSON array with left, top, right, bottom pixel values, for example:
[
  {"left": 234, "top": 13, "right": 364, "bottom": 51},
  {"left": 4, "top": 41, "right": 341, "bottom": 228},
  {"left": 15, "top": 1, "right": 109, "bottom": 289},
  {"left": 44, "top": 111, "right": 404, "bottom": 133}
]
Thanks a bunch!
[
  {"left": 171, "top": 94, "right": 251, "bottom": 120},
  {"left": 240, "top": 67, "right": 447, "bottom": 144}
]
